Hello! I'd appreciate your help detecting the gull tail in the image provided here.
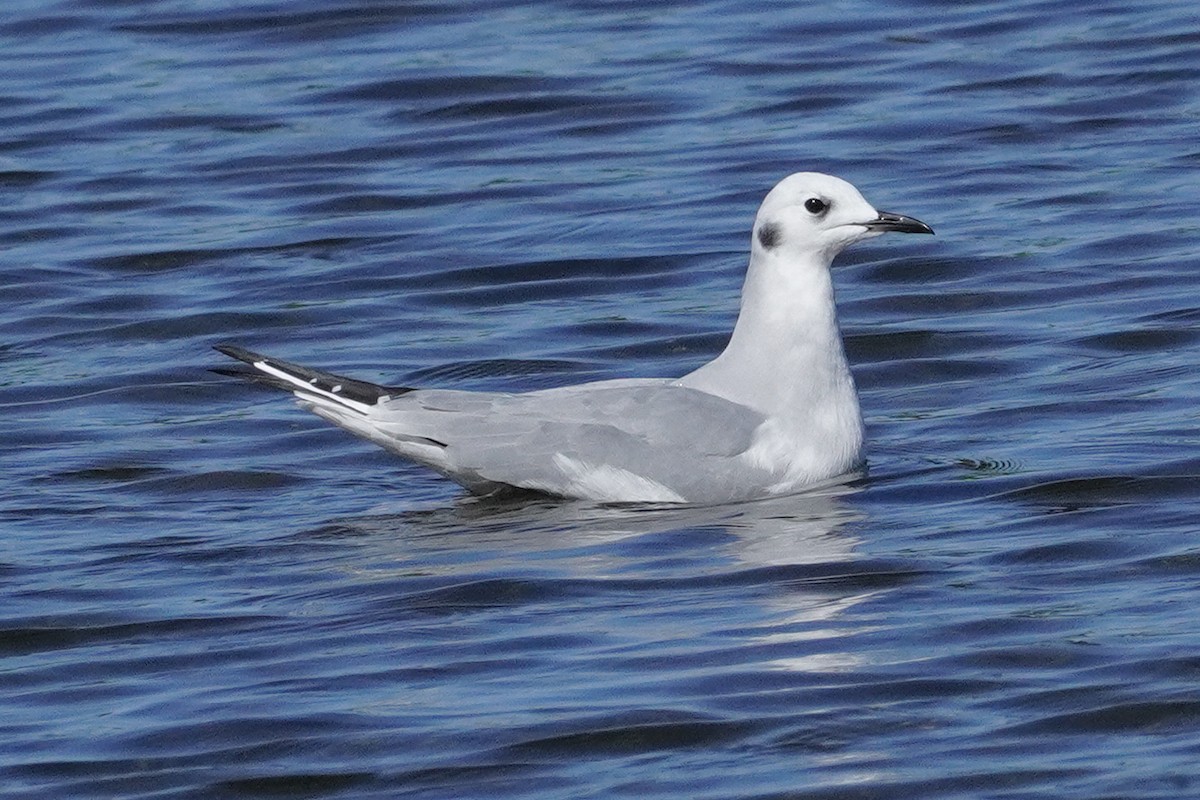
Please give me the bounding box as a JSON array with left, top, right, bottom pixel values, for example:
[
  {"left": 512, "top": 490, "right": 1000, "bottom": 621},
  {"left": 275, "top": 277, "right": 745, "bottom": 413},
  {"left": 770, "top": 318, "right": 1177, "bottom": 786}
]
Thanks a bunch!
[{"left": 213, "top": 343, "right": 413, "bottom": 416}]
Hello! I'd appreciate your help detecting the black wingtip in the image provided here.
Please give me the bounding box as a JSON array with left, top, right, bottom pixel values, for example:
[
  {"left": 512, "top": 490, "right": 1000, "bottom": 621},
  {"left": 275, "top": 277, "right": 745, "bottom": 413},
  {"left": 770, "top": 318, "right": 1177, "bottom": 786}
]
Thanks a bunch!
[
  {"left": 210, "top": 360, "right": 298, "bottom": 393},
  {"left": 213, "top": 343, "right": 266, "bottom": 364},
  {"left": 212, "top": 342, "right": 417, "bottom": 405}
]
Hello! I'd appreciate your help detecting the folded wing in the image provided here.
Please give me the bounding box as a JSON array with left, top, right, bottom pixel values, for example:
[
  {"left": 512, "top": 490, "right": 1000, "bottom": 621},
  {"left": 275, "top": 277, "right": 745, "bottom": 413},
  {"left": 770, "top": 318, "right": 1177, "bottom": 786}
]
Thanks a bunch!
[{"left": 215, "top": 345, "right": 770, "bottom": 502}]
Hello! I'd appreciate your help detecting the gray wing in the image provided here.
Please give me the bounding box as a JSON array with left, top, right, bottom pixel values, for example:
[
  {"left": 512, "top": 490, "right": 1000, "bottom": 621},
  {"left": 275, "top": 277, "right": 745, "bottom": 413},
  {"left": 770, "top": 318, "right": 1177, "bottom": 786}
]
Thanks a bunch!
[
  {"left": 213, "top": 345, "right": 770, "bottom": 502},
  {"left": 364, "top": 380, "right": 771, "bottom": 502}
]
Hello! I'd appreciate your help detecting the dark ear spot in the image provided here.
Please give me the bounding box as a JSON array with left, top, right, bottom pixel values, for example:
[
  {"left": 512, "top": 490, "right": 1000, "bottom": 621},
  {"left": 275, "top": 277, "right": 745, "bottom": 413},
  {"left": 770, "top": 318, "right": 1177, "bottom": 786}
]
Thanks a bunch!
[{"left": 757, "top": 222, "right": 781, "bottom": 250}]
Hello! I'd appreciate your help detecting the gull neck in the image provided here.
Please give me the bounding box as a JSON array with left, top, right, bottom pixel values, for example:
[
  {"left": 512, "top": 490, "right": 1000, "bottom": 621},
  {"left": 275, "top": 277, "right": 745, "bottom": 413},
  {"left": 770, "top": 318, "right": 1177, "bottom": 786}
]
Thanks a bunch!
[{"left": 679, "top": 248, "right": 858, "bottom": 422}]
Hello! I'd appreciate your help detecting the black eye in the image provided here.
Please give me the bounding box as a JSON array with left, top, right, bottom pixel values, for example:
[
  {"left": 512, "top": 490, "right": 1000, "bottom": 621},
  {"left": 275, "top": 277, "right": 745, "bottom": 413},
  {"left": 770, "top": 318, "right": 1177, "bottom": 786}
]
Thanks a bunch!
[{"left": 804, "top": 197, "right": 827, "bottom": 215}]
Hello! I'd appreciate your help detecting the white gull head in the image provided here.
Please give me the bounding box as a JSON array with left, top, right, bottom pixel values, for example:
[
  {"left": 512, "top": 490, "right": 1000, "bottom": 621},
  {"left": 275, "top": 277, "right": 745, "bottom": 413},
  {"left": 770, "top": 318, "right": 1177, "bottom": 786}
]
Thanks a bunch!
[
  {"left": 751, "top": 172, "right": 933, "bottom": 264},
  {"left": 679, "top": 172, "right": 933, "bottom": 493}
]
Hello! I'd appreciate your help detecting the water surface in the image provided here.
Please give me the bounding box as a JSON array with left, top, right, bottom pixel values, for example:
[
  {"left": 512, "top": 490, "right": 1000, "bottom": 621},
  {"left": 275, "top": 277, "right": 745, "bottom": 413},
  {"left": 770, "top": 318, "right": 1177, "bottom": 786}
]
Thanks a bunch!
[{"left": 3, "top": 1, "right": 1200, "bottom": 797}]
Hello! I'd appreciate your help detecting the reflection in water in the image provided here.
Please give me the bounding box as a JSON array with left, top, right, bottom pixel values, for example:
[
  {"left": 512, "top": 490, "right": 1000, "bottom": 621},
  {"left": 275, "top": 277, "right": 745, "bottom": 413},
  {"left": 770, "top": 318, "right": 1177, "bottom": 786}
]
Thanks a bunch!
[
  {"left": 332, "top": 477, "right": 864, "bottom": 570},
  {"left": 309, "top": 478, "right": 894, "bottom": 677}
]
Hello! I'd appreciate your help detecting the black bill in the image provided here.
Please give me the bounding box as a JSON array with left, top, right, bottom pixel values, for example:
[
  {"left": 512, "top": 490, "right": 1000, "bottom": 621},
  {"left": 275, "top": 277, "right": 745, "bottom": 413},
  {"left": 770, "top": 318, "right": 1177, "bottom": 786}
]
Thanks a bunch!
[{"left": 865, "top": 210, "right": 934, "bottom": 235}]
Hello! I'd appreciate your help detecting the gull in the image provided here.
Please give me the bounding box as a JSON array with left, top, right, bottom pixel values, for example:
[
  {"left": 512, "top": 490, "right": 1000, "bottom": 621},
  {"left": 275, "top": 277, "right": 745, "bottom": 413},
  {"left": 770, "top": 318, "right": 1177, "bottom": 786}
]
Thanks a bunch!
[{"left": 215, "top": 172, "right": 932, "bottom": 504}]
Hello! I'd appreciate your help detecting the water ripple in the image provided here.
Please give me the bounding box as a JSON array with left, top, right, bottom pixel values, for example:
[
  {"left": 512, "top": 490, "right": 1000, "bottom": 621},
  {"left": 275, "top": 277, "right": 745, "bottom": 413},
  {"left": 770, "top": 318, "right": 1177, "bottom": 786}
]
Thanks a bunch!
[{"left": 3, "top": 0, "right": 1200, "bottom": 797}]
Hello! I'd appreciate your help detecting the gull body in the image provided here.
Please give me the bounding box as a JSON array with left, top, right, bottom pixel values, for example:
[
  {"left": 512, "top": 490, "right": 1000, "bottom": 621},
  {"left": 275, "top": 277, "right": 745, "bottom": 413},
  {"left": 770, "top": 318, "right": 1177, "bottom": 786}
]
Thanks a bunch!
[{"left": 215, "top": 173, "right": 932, "bottom": 504}]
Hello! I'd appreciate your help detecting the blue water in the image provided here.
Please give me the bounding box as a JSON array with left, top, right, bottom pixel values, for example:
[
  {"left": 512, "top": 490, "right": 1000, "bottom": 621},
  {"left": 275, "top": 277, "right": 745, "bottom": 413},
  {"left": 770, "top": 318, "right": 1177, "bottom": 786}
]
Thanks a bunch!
[{"left": 4, "top": 0, "right": 1200, "bottom": 797}]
